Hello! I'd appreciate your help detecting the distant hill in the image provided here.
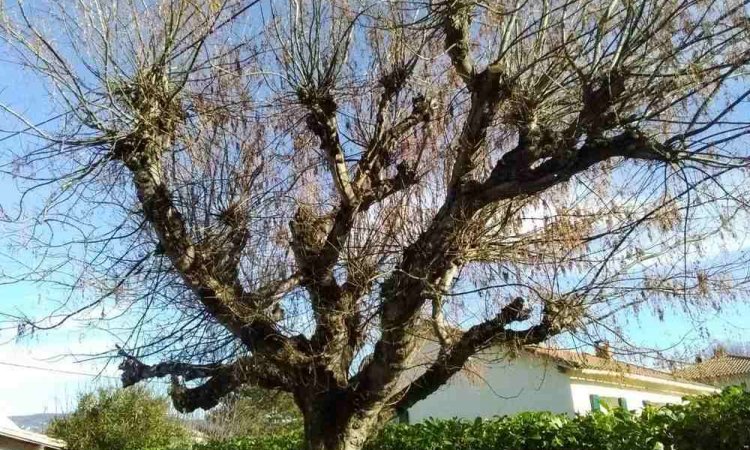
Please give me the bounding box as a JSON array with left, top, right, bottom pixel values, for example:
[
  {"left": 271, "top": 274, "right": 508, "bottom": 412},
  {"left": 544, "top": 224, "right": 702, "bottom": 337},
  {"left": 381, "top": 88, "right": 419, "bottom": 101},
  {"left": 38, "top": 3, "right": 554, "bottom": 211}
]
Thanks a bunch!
[
  {"left": 9, "top": 413, "right": 66, "bottom": 433},
  {"left": 10, "top": 413, "right": 202, "bottom": 435}
]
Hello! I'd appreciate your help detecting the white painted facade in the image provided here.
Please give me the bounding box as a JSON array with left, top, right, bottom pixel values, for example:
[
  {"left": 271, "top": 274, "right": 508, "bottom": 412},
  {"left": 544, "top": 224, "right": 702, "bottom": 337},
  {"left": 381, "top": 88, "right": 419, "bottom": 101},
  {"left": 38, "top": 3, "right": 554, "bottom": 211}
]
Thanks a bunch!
[
  {"left": 405, "top": 349, "right": 717, "bottom": 422},
  {"left": 408, "top": 352, "right": 575, "bottom": 421}
]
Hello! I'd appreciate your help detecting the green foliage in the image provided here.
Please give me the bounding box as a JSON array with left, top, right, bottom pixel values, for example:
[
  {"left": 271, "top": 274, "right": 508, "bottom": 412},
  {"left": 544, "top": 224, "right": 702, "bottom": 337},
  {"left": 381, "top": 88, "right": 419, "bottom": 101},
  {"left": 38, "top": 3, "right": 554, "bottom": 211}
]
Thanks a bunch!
[
  {"left": 143, "top": 387, "right": 750, "bottom": 450},
  {"left": 372, "top": 387, "right": 749, "bottom": 450},
  {"left": 193, "top": 431, "right": 303, "bottom": 450},
  {"left": 378, "top": 414, "right": 504, "bottom": 450},
  {"left": 204, "top": 387, "right": 302, "bottom": 438},
  {"left": 48, "top": 386, "right": 191, "bottom": 450},
  {"left": 372, "top": 412, "right": 632, "bottom": 450},
  {"left": 656, "top": 385, "right": 750, "bottom": 450}
]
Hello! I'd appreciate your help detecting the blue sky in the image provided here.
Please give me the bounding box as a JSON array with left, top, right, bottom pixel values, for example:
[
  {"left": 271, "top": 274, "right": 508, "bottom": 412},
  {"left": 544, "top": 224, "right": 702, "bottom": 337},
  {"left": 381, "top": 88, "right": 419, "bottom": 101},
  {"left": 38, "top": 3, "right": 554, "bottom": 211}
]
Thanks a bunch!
[{"left": 0, "top": 50, "right": 122, "bottom": 415}]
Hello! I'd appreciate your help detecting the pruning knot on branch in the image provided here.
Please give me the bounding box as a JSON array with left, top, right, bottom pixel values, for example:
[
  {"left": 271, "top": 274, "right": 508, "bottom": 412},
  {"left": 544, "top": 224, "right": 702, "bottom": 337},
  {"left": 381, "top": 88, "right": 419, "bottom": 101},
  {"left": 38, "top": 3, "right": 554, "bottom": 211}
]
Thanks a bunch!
[
  {"left": 412, "top": 94, "right": 437, "bottom": 122},
  {"left": 117, "top": 347, "right": 149, "bottom": 387},
  {"left": 380, "top": 66, "right": 410, "bottom": 96},
  {"left": 499, "top": 297, "right": 532, "bottom": 324}
]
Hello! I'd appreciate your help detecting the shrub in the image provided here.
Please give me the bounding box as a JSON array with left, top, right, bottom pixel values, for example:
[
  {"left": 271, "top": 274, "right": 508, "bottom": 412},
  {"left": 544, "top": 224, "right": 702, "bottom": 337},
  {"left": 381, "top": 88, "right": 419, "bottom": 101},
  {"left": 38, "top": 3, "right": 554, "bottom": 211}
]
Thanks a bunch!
[
  {"left": 655, "top": 385, "right": 750, "bottom": 450},
  {"left": 193, "top": 431, "right": 303, "bottom": 450},
  {"left": 48, "top": 386, "right": 191, "bottom": 450},
  {"left": 144, "top": 386, "right": 750, "bottom": 450},
  {"left": 373, "top": 387, "right": 750, "bottom": 450},
  {"left": 203, "top": 387, "right": 302, "bottom": 439},
  {"left": 373, "top": 412, "right": 575, "bottom": 450}
]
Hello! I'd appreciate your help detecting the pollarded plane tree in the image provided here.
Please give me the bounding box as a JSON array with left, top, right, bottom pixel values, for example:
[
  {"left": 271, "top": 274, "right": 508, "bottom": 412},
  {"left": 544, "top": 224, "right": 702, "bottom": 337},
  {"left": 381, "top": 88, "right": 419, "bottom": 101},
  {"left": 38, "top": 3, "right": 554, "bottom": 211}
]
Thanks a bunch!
[{"left": 1, "top": 0, "right": 749, "bottom": 449}]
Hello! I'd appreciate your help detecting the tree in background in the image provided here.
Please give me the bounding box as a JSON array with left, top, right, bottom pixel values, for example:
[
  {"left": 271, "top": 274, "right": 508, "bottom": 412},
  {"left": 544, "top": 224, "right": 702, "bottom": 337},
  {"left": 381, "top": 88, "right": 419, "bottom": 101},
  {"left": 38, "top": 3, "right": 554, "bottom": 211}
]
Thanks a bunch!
[
  {"left": 1, "top": 0, "right": 750, "bottom": 449},
  {"left": 204, "top": 387, "right": 301, "bottom": 439},
  {"left": 47, "top": 386, "right": 190, "bottom": 450},
  {"left": 702, "top": 341, "right": 750, "bottom": 359},
  {"left": 722, "top": 342, "right": 750, "bottom": 357}
]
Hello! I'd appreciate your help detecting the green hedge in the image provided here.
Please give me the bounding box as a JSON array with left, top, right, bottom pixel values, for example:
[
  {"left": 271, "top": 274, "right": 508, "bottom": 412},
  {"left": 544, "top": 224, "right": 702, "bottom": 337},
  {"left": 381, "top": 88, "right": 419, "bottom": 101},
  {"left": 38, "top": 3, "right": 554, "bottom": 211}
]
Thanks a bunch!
[
  {"left": 192, "top": 433, "right": 303, "bottom": 450},
  {"left": 168, "top": 386, "right": 750, "bottom": 450}
]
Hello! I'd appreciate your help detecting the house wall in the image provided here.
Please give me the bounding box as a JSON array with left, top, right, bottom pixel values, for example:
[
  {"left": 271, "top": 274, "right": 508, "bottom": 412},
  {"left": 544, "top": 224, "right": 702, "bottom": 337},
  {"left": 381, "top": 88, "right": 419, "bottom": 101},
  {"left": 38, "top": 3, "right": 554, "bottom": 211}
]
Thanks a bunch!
[
  {"left": 569, "top": 381, "right": 686, "bottom": 414},
  {"left": 407, "top": 352, "right": 576, "bottom": 421}
]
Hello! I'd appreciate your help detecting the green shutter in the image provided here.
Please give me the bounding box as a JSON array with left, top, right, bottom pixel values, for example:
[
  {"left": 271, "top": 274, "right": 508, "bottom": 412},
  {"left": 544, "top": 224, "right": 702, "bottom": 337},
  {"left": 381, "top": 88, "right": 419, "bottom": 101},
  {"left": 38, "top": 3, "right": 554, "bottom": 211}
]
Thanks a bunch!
[
  {"left": 396, "top": 408, "right": 410, "bottom": 424},
  {"left": 590, "top": 394, "right": 601, "bottom": 412},
  {"left": 618, "top": 398, "right": 629, "bottom": 411}
]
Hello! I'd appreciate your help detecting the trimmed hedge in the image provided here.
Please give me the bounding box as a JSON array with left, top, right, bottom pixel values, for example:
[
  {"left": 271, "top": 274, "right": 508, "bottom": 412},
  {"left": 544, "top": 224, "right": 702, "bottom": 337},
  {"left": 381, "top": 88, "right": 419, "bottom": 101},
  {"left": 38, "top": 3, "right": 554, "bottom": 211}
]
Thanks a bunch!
[
  {"left": 167, "top": 386, "right": 750, "bottom": 450},
  {"left": 192, "top": 434, "right": 303, "bottom": 450}
]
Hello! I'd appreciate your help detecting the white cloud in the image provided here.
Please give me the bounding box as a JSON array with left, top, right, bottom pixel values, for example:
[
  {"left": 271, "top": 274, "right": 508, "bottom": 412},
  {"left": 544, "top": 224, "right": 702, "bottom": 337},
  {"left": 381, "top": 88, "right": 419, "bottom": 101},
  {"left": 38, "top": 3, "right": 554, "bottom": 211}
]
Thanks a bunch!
[{"left": 0, "top": 331, "right": 119, "bottom": 415}]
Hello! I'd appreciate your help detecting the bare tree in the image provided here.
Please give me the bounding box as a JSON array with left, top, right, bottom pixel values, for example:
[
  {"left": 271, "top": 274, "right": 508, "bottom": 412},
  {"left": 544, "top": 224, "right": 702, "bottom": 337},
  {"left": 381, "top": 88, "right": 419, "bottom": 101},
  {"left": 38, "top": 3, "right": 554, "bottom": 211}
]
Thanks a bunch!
[
  {"left": 702, "top": 341, "right": 750, "bottom": 358},
  {"left": 1, "top": 0, "right": 750, "bottom": 449}
]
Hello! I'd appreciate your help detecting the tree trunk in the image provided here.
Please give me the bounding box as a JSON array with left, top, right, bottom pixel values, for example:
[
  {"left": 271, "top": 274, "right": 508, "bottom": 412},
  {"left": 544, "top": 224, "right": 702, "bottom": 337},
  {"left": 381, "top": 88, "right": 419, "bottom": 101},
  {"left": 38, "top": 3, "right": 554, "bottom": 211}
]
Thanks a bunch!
[
  {"left": 304, "top": 424, "right": 369, "bottom": 450},
  {"left": 298, "top": 391, "right": 380, "bottom": 450}
]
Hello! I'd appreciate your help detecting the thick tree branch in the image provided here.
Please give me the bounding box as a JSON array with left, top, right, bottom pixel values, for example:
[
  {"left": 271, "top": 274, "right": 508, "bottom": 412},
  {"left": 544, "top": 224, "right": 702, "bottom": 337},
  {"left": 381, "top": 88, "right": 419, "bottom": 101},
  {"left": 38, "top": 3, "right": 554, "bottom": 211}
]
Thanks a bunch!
[
  {"left": 118, "top": 348, "right": 224, "bottom": 387},
  {"left": 354, "top": 94, "right": 433, "bottom": 199},
  {"left": 115, "top": 136, "right": 301, "bottom": 355},
  {"left": 288, "top": 206, "right": 350, "bottom": 376},
  {"left": 300, "top": 90, "right": 357, "bottom": 206},
  {"left": 350, "top": 129, "right": 673, "bottom": 412},
  {"left": 447, "top": 68, "right": 508, "bottom": 197},
  {"left": 359, "top": 161, "right": 419, "bottom": 209},
  {"left": 170, "top": 372, "right": 242, "bottom": 412},
  {"left": 351, "top": 197, "right": 474, "bottom": 406},
  {"left": 118, "top": 350, "right": 291, "bottom": 412},
  {"left": 391, "top": 298, "right": 559, "bottom": 412},
  {"left": 479, "top": 130, "right": 676, "bottom": 204},
  {"left": 348, "top": 70, "right": 510, "bottom": 407},
  {"left": 432, "top": 1, "right": 510, "bottom": 197},
  {"left": 430, "top": 263, "right": 460, "bottom": 349},
  {"left": 292, "top": 91, "right": 434, "bottom": 380},
  {"left": 170, "top": 359, "right": 288, "bottom": 412},
  {"left": 434, "top": 0, "right": 475, "bottom": 85},
  {"left": 294, "top": 87, "right": 366, "bottom": 378},
  {"left": 350, "top": 72, "right": 509, "bottom": 407}
]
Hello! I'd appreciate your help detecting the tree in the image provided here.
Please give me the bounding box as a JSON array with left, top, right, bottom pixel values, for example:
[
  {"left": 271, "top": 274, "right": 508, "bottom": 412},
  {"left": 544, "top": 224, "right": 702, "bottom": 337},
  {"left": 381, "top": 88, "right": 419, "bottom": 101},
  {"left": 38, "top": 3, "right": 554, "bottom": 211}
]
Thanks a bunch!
[
  {"left": 47, "top": 386, "right": 190, "bottom": 450},
  {"left": 204, "top": 386, "right": 301, "bottom": 438},
  {"left": 703, "top": 341, "right": 750, "bottom": 358},
  {"left": 1, "top": 0, "right": 750, "bottom": 449}
]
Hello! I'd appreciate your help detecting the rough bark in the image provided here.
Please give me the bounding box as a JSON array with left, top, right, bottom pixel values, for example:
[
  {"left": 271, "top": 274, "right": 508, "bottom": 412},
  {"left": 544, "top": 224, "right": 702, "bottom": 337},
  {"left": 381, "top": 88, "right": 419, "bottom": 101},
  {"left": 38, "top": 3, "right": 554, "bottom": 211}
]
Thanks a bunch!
[{"left": 297, "top": 392, "right": 377, "bottom": 450}]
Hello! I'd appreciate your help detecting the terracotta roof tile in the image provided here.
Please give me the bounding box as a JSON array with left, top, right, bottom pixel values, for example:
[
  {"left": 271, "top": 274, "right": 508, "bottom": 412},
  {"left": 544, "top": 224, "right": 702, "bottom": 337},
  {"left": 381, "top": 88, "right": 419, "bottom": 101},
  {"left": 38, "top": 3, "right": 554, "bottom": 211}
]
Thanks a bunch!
[
  {"left": 526, "top": 346, "right": 691, "bottom": 383},
  {"left": 674, "top": 354, "right": 750, "bottom": 382}
]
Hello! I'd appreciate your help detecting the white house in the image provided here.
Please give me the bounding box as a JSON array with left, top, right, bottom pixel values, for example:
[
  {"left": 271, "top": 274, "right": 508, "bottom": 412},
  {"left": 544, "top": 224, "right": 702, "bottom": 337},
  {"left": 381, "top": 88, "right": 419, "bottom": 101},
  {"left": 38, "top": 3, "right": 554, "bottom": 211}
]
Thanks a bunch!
[
  {"left": 402, "top": 344, "right": 718, "bottom": 423},
  {"left": 0, "top": 413, "right": 65, "bottom": 450},
  {"left": 674, "top": 351, "right": 750, "bottom": 391}
]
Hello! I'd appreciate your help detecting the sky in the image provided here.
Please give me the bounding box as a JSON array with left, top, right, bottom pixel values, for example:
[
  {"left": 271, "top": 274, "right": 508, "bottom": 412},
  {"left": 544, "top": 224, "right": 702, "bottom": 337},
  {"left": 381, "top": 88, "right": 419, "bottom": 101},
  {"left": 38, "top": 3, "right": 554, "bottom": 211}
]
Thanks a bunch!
[
  {"left": 0, "top": 31, "right": 124, "bottom": 416},
  {"left": 0, "top": 2, "right": 749, "bottom": 419}
]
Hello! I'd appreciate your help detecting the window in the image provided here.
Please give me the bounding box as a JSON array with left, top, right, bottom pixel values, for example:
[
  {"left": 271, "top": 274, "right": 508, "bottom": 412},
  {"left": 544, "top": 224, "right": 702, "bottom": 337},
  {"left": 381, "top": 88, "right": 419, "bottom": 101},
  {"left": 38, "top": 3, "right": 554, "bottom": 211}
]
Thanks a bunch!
[
  {"left": 590, "top": 395, "right": 628, "bottom": 412},
  {"left": 395, "top": 408, "right": 410, "bottom": 425}
]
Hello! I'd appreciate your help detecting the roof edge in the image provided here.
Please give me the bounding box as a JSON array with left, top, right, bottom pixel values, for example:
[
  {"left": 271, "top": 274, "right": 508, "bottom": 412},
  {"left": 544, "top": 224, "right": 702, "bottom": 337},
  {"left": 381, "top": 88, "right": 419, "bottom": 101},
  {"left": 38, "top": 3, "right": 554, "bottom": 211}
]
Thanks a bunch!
[
  {"left": 0, "top": 425, "right": 66, "bottom": 449},
  {"left": 566, "top": 367, "right": 720, "bottom": 394}
]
